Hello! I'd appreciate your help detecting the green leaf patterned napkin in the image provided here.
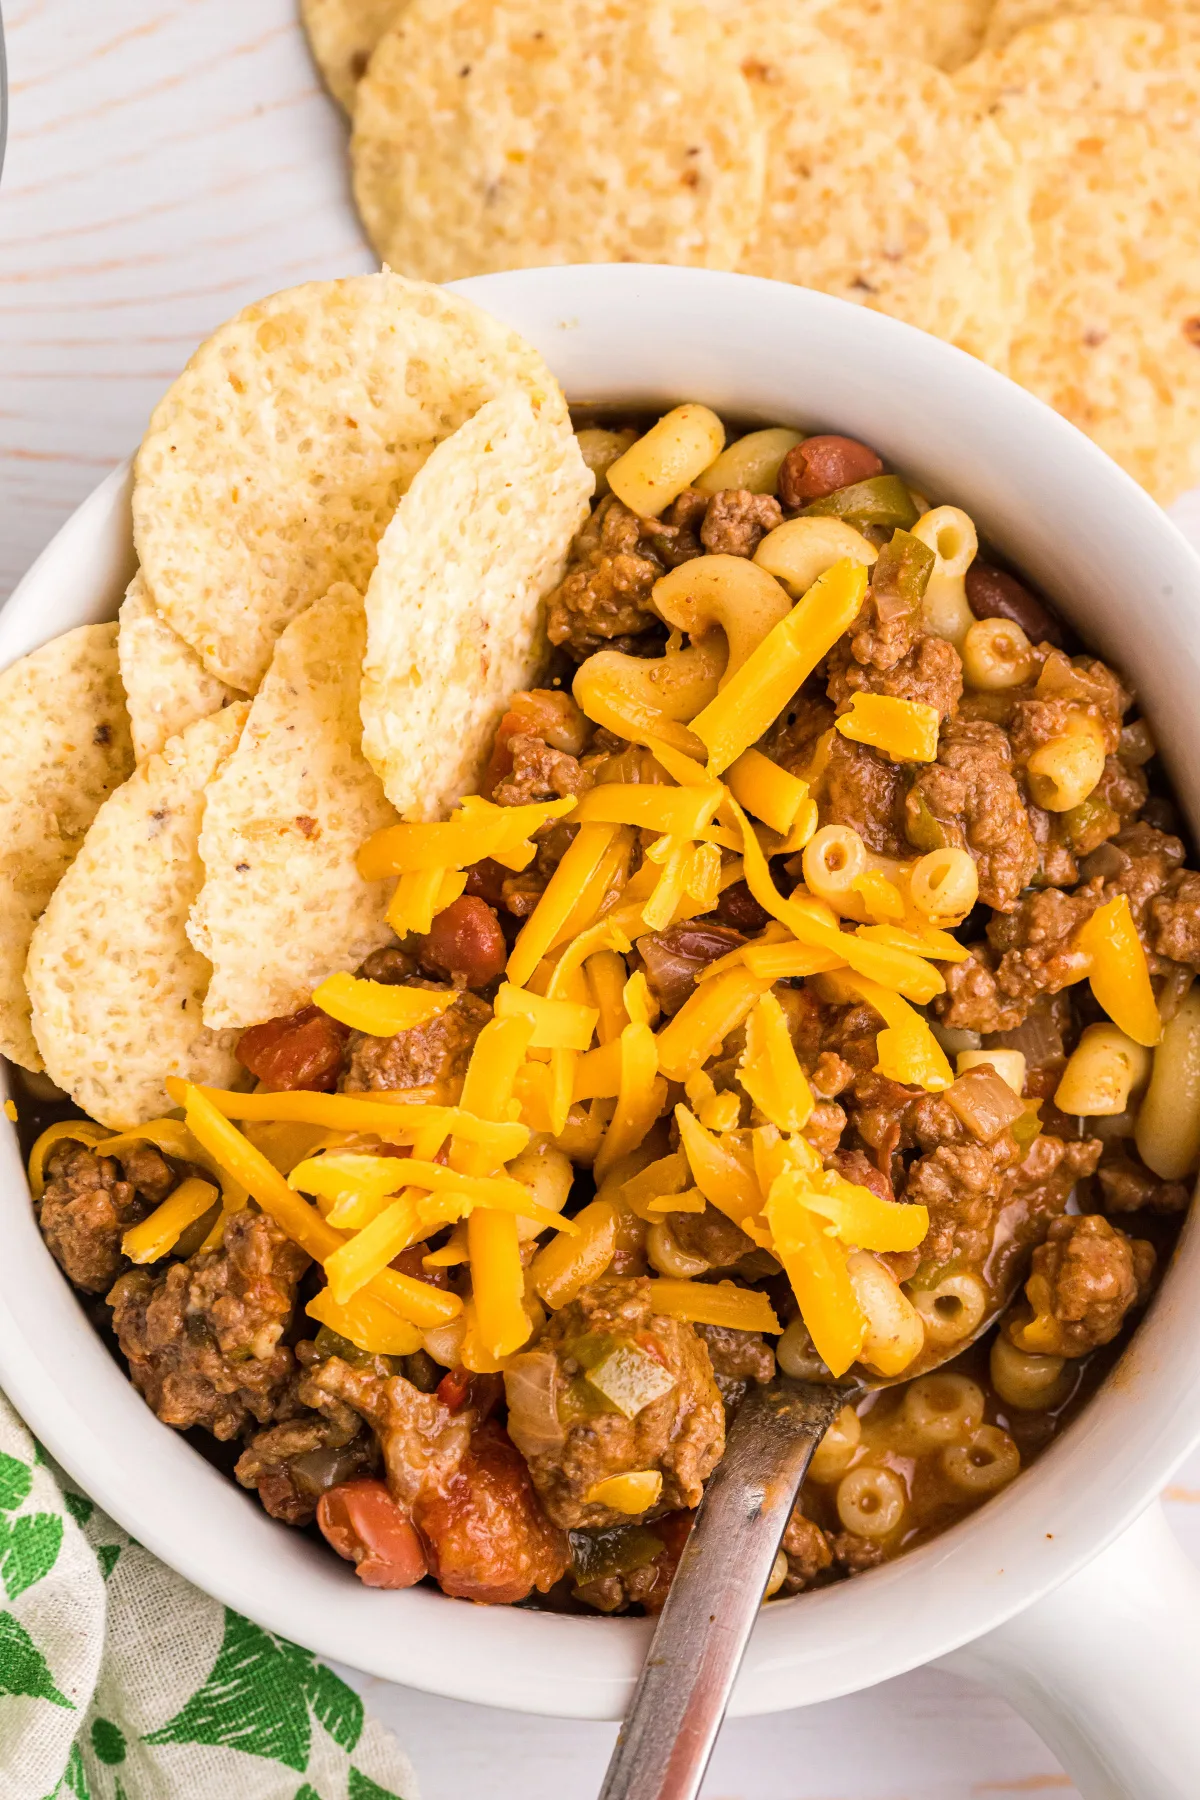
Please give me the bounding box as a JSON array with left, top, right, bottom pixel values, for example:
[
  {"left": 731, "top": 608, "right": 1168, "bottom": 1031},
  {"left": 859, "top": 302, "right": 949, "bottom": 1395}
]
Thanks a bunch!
[{"left": 0, "top": 1394, "right": 418, "bottom": 1800}]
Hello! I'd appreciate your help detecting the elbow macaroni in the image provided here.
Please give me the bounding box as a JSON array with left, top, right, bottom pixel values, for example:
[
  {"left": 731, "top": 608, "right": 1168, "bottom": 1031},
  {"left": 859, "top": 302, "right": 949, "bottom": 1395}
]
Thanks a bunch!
[
  {"left": 694, "top": 426, "right": 804, "bottom": 496},
  {"left": 1136, "top": 985, "right": 1200, "bottom": 1179},
  {"left": 753, "top": 516, "right": 878, "bottom": 599},
  {"left": 802, "top": 824, "right": 869, "bottom": 911},
  {"left": 909, "top": 1270, "right": 988, "bottom": 1346},
  {"left": 572, "top": 636, "right": 726, "bottom": 758},
  {"left": 956, "top": 1048, "right": 1026, "bottom": 1094},
  {"left": 1024, "top": 714, "right": 1107, "bottom": 812},
  {"left": 961, "top": 617, "right": 1036, "bottom": 691},
  {"left": 912, "top": 506, "right": 977, "bottom": 647},
  {"left": 909, "top": 846, "right": 979, "bottom": 924},
  {"left": 652, "top": 555, "right": 792, "bottom": 682},
  {"left": 847, "top": 1251, "right": 925, "bottom": 1376},
  {"left": 1055, "top": 1022, "right": 1150, "bottom": 1116},
  {"left": 606, "top": 404, "right": 725, "bottom": 517}
]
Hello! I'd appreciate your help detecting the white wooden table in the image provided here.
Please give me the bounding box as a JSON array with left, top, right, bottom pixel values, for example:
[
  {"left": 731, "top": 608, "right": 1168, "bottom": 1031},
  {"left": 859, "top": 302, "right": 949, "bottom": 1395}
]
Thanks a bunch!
[{"left": 3, "top": 5, "right": 1200, "bottom": 1793}]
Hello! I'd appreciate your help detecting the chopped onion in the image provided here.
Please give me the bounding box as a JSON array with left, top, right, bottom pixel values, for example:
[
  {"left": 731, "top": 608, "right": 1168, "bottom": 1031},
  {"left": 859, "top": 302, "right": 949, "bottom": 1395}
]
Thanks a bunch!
[
  {"left": 586, "top": 1343, "right": 677, "bottom": 1418},
  {"left": 944, "top": 1066, "right": 1024, "bottom": 1142},
  {"left": 503, "top": 1351, "right": 566, "bottom": 1455},
  {"left": 987, "top": 994, "right": 1066, "bottom": 1070}
]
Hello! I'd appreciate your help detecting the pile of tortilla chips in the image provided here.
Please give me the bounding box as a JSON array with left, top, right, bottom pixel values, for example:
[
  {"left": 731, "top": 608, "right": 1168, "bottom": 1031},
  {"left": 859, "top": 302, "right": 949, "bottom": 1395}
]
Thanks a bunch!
[
  {"left": 302, "top": 0, "right": 1200, "bottom": 505},
  {"left": 3, "top": 272, "right": 593, "bottom": 1129}
]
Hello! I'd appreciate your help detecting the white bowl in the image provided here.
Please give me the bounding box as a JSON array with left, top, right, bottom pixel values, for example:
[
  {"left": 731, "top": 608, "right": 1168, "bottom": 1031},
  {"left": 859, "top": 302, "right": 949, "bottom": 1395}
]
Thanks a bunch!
[{"left": 4, "top": 267, "right": 1200, "bottom": 1782}]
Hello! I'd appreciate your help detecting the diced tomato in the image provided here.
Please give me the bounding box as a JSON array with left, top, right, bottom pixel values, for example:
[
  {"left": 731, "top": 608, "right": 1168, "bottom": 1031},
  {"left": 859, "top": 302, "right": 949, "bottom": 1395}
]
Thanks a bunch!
[
  {"left": 236, "top": 1006, "right": 350, "bottom": 1092},
  {"left": 415, "top": 897, "right": 507, "bottom": 988},
  {"left": 634, "top": 1331, "right": 672, "bottom": 1370},
  {"left": 316, "top": 1479, "right": 428, "bottom": 1589},
  {"left": 414, "top": 1421, "right": 570, "bottom": 1604},
  {"left": 481, "top": 689, "right": 589, "bottom": 795},
  {"left": 436, "top": 1367, "right": 473, "bottom": 1411}
]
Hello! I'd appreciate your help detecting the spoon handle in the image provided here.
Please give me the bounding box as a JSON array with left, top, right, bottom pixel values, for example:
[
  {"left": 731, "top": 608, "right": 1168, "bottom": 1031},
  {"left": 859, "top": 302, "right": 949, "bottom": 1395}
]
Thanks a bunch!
[{"left": 598, "top": 1379, "right": 851, "bottom": 1800}]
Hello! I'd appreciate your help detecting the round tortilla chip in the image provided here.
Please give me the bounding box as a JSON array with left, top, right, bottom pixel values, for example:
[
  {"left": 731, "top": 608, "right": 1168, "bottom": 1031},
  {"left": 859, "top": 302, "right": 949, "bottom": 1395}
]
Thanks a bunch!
[
  {"left": 132, "top": 272, "right": 568, "bottom": 694},
  {"left": 735, "top": 17, "right": 1032, "bottom": 367},
  {"left": 301, "top": 0, "right": 405, "bottom": 110},
  {"left": 27, "top": 705, "right": 251, "bottom": 1128},
  {"left": 983, "top": 0, "right": 1200, "bottom": 54},
  {"left": 959, "top": 17, "right": 1200, "bottom": 502},
  {"left": 118, "top": 571, "right": 241, "bottom": 762},
  {"left": 189, "top": 585, "right": 399, "bottom": 1030},
  {"left": 360, "top": 389, "right": 594, "bottom": 821},
  {"left": 350, "top": 0, "right": 765, "bottom": 282},
  {"left": 804, "top": 0, "right": 995, "bottom": 70},
  {"left": 0, "top": 625, "right": 134, "bottom": 1073}
]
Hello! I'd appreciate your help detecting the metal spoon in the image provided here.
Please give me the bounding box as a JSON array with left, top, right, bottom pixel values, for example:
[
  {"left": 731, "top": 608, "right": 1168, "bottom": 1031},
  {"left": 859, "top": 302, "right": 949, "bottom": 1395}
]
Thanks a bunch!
[{"left": 598, "top": 1286, "right": 1024, "bottom": 1800}]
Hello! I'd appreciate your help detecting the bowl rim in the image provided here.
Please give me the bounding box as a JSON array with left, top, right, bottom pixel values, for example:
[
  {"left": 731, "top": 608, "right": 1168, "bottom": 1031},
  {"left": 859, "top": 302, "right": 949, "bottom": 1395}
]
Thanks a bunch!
[{"left": 3, "top": 263, "right": 1200, "bottom": 1719}]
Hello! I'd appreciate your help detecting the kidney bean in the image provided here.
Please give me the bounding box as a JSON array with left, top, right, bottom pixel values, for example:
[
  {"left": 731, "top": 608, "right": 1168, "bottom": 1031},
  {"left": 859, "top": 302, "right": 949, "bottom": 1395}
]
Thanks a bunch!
[
  {"left": 316, "top": 1479, "right": 429, "bottom": 1589},
  {"left": 390, "top": 1245, "right": 452, "bottom": 1289},
  {"left": 463, "top": 856, "right": 508, "bottom": 908},
  {"left": 715, "top": 879, "right": 769, "bottom": 933},
  {"left": 236, "top": 1006, "right": 349, "bottom": 1091},
  {"left": 637, "top": 922, "right": 744, "bottom": 1014},
  {"left": 778, "top": 436, "right": 884, "bottom": 507},
  {"left": 416, "top": 896, "right": 507, "bottom": 988},
  {"left": 965, "top": 562, "right": 1064, "bottom": 647}
]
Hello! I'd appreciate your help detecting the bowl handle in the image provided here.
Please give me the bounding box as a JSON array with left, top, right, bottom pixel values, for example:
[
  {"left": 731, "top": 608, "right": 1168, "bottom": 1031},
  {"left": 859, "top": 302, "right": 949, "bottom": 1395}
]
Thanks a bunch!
[{"left": 937, "top": 1503, "right": 1200, "bottom": 1799}]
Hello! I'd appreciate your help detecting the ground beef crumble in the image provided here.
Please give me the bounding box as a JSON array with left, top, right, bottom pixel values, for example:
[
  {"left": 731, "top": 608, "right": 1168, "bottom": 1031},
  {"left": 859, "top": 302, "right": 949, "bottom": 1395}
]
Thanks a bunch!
[
  {"left": 235, "top": 1378, "right": 379, "bottom": 1525},
  {"left": 545, "top": 495, "right": 668, "bottom": 658},
  {"left": 342, "top": 990, "right": 491, "bottom": 1096},
  {"left": 508, "top": 1276, "right": 725, "bottom": 1531},
  {"left": 827, "top": 633, "right": 963, "bottom": 724},
  {"left": 1015, "top": 1214, "right": 1155, "bottom": 1356},
  {"left": 109, "top": 1208, "right": 308, "bottom": 1440},
  {"left": 905, "top": 719, "right": 1038, "bottom": 909},
  {"left": 37, "top": 1141, "right": 163, "bottom": 1294}
]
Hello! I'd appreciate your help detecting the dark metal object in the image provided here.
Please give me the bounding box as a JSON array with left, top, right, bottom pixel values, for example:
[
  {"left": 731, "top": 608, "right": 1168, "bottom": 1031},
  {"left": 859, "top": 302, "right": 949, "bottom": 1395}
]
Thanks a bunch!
[{"left": 598, "top": 1378, "right": 855, "bottom": 1800}]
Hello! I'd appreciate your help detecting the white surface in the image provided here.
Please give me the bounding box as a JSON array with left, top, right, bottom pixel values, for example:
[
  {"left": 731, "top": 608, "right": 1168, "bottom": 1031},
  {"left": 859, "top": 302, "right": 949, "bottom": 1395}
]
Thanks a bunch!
[{"left": 4, "top": 5, "right": 1200, "bottom": 1795}]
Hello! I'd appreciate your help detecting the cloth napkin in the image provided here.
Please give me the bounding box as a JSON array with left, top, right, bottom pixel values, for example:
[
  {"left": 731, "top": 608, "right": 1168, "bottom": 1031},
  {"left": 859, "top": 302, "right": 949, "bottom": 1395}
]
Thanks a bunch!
[{"left": 0, "top": 1394, "right": 418, "bottom": 1800}]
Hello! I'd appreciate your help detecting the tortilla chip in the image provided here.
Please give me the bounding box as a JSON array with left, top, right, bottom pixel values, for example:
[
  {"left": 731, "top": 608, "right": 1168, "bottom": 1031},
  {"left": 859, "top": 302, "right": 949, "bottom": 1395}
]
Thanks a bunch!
[
  {"left": 734, "top": 17, "right": 1032, "bottom": 367},
  {"left": 189, "top": 586, "right": 399, "bottom": 1030},
  {"left": 350, "top": 0, "right": 765, "bottom": 282},
  {"left": 26, "top": 706, "right": 250, "bottom": 1128},
  {"left": 360, "top": 390, "right": 593, "bottom": 820},
  {"left": 132, "top": 272, "right": 568, "bottom": 693},
  {"left": 983, "top": 0, "right": 1200, "bottom": 53},
  {"left": 301, "top": 0, "right": 403, "bottom": 110},
  {"left": 118, "top": 571, "right": 240, "bottom": 762},
  {"left": 959, "top": 17, "right": 1200, "bottom": 502},
  {"left": 804, "top": 0, "right": 995, "bottom": 70},
  {"left": 0, "top": 626, "right": 135, "bottom": 1073}
]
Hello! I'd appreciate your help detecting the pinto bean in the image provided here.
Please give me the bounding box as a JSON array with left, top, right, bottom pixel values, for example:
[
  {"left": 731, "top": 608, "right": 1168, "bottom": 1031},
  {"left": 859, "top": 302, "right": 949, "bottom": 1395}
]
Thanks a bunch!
[
  {"left": 316, "top": 1478, "right": 429, "bottom": 1588},
  {"left": 416, "top": 897, "right": 507, "bottom": 988},
  {"left": 965, "top": 563, "right": 1064, "bottom": 647},
  {"left": 778, "top": 436, "right": 884, "bottom": 507},
  {"left": 236, "top": 1006, "right": 349, "bottom": 1092},
  {"left": 637, "top": 922, "right": 744, "bottom": 1014},
  {"left": 715, "top": 879, "right": 769, "bottom": 933}
]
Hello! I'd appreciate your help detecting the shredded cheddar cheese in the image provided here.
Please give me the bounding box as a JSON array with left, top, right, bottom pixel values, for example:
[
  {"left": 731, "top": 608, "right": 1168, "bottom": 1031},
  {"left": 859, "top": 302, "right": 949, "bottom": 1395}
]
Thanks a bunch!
[
  {"left": 121, "top": 1177, "right": 219, "bottom": 1265},
  {"left": 1077, "top": 894, "right": 1162, "bottom": 1048},
  {"left": 691, "top": 560, "right": 869, "bottom": 774},
  {"left": 836, "top": 693, "right": 941, "bottom": 764},
  {"left": 312, "top": 972, "right": 457, "bottom": 1035},
  {"left": 725, "top": 748, "right": 810, "bottom": 836},
  {"left": 647, "top": 1278, "right": 781, "bottom": 1335}
]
